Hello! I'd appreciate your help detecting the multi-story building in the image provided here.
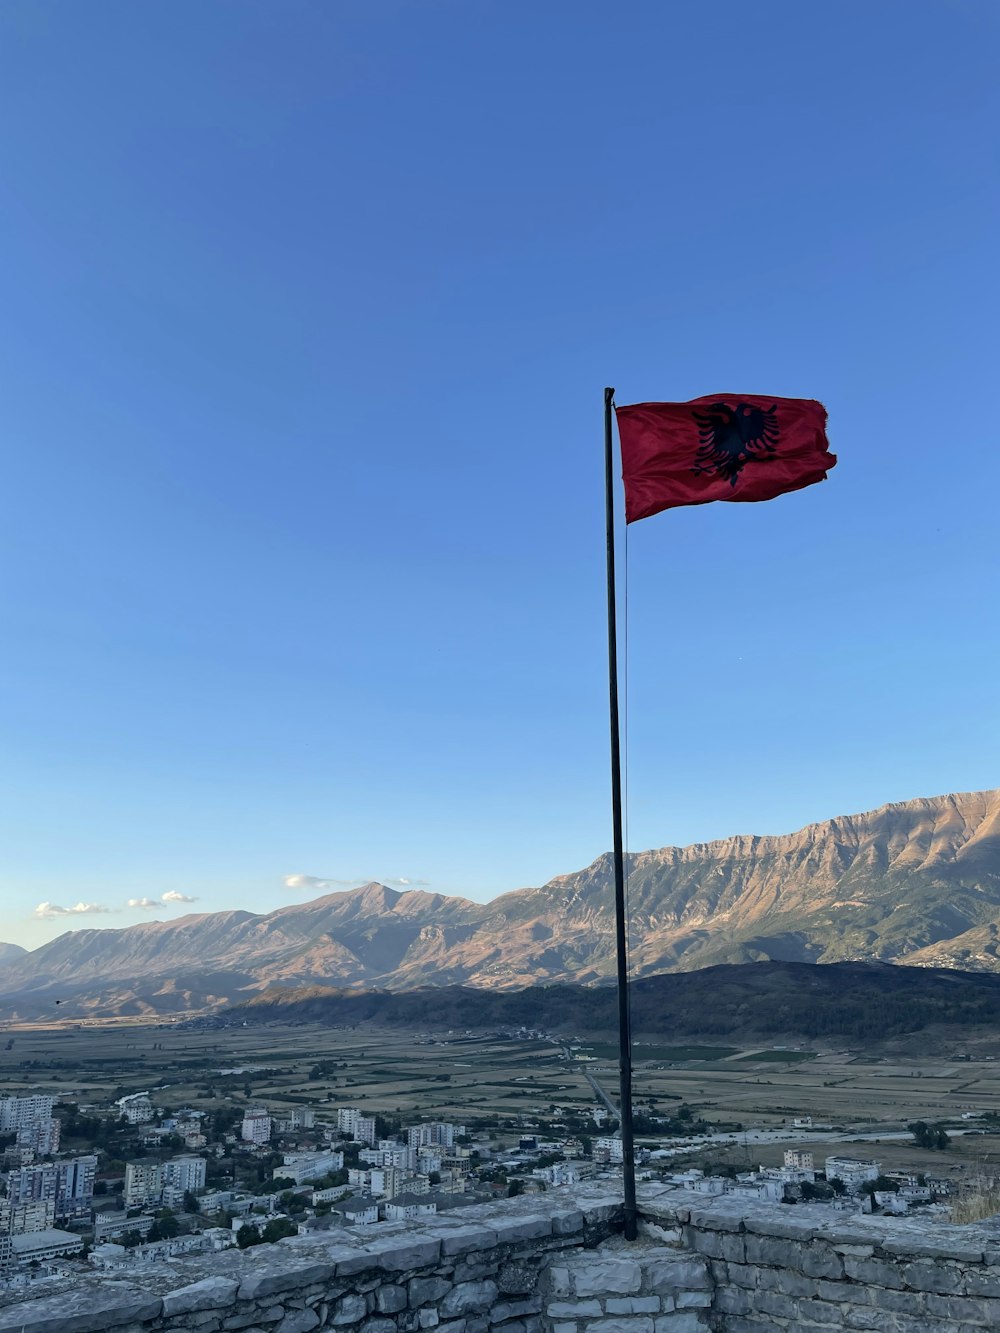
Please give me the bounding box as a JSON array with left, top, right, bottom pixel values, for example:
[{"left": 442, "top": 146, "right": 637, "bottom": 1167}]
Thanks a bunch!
[
  {"left": 117, "top": 1094, "right": 155, "bottom": 1125},
  {"left": 0, "top": 1095, "right": 55, "bottom": 1133},
  {"left": 594, "top": 1136, "right": 625, "bottom": 1163},
  {"left": 16, "top": 1117, "right": 61, "bottom": 1156},
  {"left": 406, "top": 1122, "right": 465, "bottom": 1150},
  {"left": 124, "top": 1161, "right": 163, "bottom": 1208},
  {"left": 824, "top": 1156, "right": 881, "bottom": 1193},
  {"left": 161, "top": 1155, "right": 207, "bottom": 1195},
  {"left": 7, "top": 1155, "right": 96, "bottom": 1223},
  {"left": 93, "top": 1212, "right": 155, "bottom": 1244},
  {"left": 784, "top": 1150, "right": 815, "bottom": 1171},
  {"left": 0, "top": 1199, "right": 56, "bottom": 1234},
  {"left": 336, "top": 1109, "right": 376, "bottom": 1146},
  {"left": 241, "top": 1108, "right": 272, "bottom": 1146},
  {"left": 274, "top": 1150, "right": 343, "bottom": 1186}
]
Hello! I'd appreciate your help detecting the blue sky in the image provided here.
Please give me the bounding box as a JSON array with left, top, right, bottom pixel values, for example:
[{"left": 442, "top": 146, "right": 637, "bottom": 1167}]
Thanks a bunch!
[{"left": 2, "top": 0, "right": 997, "bottom": 949}]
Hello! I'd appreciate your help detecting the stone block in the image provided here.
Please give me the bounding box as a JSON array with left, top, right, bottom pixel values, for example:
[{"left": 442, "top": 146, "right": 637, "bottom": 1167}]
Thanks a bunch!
[
  {"left": 545, "top": 1301, "right": 604, "bottom": 1319},
  {"left": 642, "top": 1258, "right": 711, "bottom": 1295},
  {"left": 673, "top": 1293, "right": 711, "bottom": 1309},
  {"left": 966, "top": 1270, "right": 1000, "bottom": 1298},
  {"left": 569, "top": 1258, "right": 641, "bottom": 1297},
  {"left": 375, "top": 1286, "right": 408, "bottom": 1314},
  {"left": 0, "top": 1287, "right": 163, "bottom": 1333},
  {"left": 409, "top": 1277, "right": 453, "bottom": 1308},
  {"left": 491, "top": 1215, "right": 552, "bottom": 1244},
  {"left": 551, "top": 1211, "right": 585, "bottom": 1236},
  {"left": 550, "top": 1324, "right": 577, "bottom": 1333},
  {"left": 652, "top": 1315, "right": 706, "bottom": 1333},
  {"left": 843, "top": 1255, "right": 905, "bottom": 1289},
  {"left": 238, "top": 1261, "right": 336, "bottom": 1302},
  {"left": 276, "top": 1314, "right": 320, "bottom": 1333},
  {"left": 440, "top": 1280, "right": 499, "bottom": 1318},
  {"left": 163, "top": 1278, "right": 241, "bottom": 1318},
  {"left": 713, "top": 1287, "right": 751, "bottom": 1317},
  {"left": 902, "top": 1260, "right": 965, "bottom": 1294},
  {"left": 439, "top": 1226, "right": 500, "bottom": 1257},
  {"left": 360, "top": 1321, "right": 398, "bottom": 1333},
  {"left": 605, "top": 1298, "right": 660, "bottom": 1314},
  {"left": 331, "top": 1293, "right": 368, "bottom": 1325},
  {"left": 370, "top": 1236, "right": 443, "bottom": 1272},
  {"left": 418, "top": 1312, "right": 440, "bottom": 1329},
  {"left": 752, "top": 1266, "right": 815, "bottom": 1298},
  {"left": 488, "top": 1299, "right": 541, "bottom": 1322},
  {"left": 925, "top": 1292, "right": 1000, "bottom": 1322},
  {"left": 587, "top": 1319, "right": 654, "bottom": 1333},
  {"left": 544, "top": 1265, "right": 571, "bottom": 1298},
  {"left": 880, "top": 1235, "right": 985, "bottom": 1263}
]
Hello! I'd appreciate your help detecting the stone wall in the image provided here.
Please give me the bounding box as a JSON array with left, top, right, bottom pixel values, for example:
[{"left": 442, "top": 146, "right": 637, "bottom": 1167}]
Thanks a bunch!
[
  {"left": 642, "top": 1185, "right": 1000, "bottom": 1331},
  {"left": 4, "top": 1184, "right": 1000, "bottom": 1333}
]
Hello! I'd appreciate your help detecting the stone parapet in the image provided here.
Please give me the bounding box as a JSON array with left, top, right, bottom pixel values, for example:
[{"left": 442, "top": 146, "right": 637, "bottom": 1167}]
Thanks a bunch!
[{"left": 3, "top": 1183, "right": 1000, "bottom": 1331}]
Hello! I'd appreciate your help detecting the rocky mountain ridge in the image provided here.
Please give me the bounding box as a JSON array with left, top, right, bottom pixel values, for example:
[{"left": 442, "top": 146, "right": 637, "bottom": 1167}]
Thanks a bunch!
[{"left": 1, "top": 788, "right": 998, "bottom": 1018}]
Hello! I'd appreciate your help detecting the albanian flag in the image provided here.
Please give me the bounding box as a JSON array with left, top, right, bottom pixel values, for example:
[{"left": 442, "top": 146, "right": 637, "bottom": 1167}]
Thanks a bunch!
[{"left": 616, "top": 394, "right": 835, "bottom": 523}]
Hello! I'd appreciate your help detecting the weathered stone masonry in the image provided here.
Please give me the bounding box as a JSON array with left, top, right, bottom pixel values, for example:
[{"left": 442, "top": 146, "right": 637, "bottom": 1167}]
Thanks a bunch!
[{"left": 3, "top": 1184, "right": 1000, "bottom": 1333}]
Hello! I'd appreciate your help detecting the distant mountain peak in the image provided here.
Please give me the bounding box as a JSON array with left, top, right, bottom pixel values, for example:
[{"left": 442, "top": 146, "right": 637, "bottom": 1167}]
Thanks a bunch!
[{"left": 2, "top": 787, "right": 999, "bottom": 1019}]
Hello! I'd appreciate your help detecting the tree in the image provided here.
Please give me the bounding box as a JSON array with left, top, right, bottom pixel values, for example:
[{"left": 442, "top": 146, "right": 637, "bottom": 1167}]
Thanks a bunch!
[
  {"left": 183, "top": 1190, "right": 201, "bottom": 1213},
  {"left": 262, "top": 1217, "right": 298, "bottom": 1244},
  {"left": 428, "top": 1171, "right": 441, "bottom": 1186},
  {"left": 507, "top": 1179, "right": 524, "bottom": 1197},
  {"left": 155, "top": 1209, "right": 179, "bottom": 1239},
  {"left": 236, "top": 1223, "right": 262, "bottom": 1249},
  {"left": 909, "top": 1121, "right": 951, "bottom": 1151}
]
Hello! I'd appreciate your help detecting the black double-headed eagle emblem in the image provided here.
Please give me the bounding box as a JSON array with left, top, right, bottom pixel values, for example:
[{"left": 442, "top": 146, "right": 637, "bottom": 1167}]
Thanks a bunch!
[{"left": 692, "top": 402, "right": 779, "bottom": 486}]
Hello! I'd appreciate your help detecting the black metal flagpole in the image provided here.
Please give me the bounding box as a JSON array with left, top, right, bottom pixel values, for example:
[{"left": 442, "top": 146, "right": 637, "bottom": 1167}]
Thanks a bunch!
[{"left": 604, "top": 385, "right": 638, "bottom": 1241}]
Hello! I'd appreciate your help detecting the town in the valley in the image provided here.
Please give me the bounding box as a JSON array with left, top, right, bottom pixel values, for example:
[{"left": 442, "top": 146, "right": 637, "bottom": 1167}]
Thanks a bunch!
[{"left": 2, "top": 1017, "right": 1000, "bottom": 1300}]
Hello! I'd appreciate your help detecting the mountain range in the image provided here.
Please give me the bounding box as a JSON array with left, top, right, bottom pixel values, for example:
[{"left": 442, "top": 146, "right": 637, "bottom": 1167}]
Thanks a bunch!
[{"left": 1, "top": 788, "right": 998, "bottom": 1018}]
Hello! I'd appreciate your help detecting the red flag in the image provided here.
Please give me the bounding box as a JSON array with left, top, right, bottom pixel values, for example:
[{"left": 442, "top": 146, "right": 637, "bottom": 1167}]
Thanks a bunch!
[{"left": 615, "top": 394, "right": 835, "bottom": 523}]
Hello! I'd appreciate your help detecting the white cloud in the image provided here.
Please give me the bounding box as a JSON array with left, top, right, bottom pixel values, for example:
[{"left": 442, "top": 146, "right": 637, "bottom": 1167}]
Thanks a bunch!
[
  {"left": 33, "top": 901, "right": 108, "bottom": 920},
  {"left": 283, "top": 874, "right": 365, "bottom": 893},
  {"left": 284, "top": 872, "right": 430, "bottom": 894},
  {"left": 127, "top": 897, "right": 160, "bottom": 910},
  {"left": 161, "top": 891, "right": 197, "bottom": 905}
]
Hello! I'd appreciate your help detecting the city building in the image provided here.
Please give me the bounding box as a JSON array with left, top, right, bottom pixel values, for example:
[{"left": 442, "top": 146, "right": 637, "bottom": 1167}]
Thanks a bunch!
[
  {"left": 7, "top": 1156, "right": 96, "bottom": 1223},
  {"left": 336, "top": 1109, "right": 376, "bottom": 1146},
  {"left": 116, "top": 1093, "right": 155, "bottom": 1125},
  {"left": 93, "top": 1212, "right": 155, "bottom": 1244},
  {"left": 595, "top": 1136, "right": 625, "bottom": 1163},
  {"left": 162, "top": 1155, "right": 207, "bottom": 1195},
  {"left": 275, "top": 1150, "right": 343, "bottom": 1186},
  {"left": 784, "top": 1150, "right": 815, "bottom": 1170},
  {"left": 0, "top": 1095, "right": 55, "bottom": 1133},
  {"left": 124, "top": 1160, "right": 163, "bottom": 1208},
  {"left": 10, "top": 1229, "right": 84, "bottom": 1265},
  {"left": 241, "top": 1108, "right": 273, "bottom": 1146},
  {"left": 382, "top": 1194, "right": 437, "bottom": 1222},
  {"left": 0, "top": 1199, "right": 56, "bottom": 1234},
  {"left": 15, "top": 1117, "right": 61, "bottom": 1156},
  {"left": 825, "top": 1156, "right": 881, "bottom": 1193}
]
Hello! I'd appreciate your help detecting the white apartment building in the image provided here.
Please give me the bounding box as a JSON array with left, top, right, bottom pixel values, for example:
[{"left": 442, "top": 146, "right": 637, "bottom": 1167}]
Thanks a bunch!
[
  {"left": 383, "top": 1194, "right": 437, "bottom": 1222},
  {"left": 336, "top": 1109, "right": 376, "bottom": 1146},
  {"left": 0, "top": 1095, "right": 55, "bottom": 1133},
  {"left": 124, "top": 1160, "right": 163, "bottom": 1208},
  {"left": 93, "top": 1212, "right": 155, "bottom": 1244},
  {"left": 117, "top": 1093, "right": 155, "bottom": 1125},
  {"left": 825, "top": 1156, "right": 881, "bottom": 1193},
  {"left": 595, "top": 1136, "right": 624, "bottom": 1163},
  {"left": 275, "top": 1150, "right": 343, "bottom": 1186},
  {"left": 16, "top": 1117, "right": 60, "bottom": 1156},
  {"left": 241, "top": 1109, "right": 273, "bottom": 1146},
  {"left": 406, "top": 1122, "right": 464, "bottom": 1150},
  {"left": 784, "top": 1150, "right": 814, "bottom": 1170},
  {"left": 162, "top": 1155, "right": 207, "bottom": 1195}
]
